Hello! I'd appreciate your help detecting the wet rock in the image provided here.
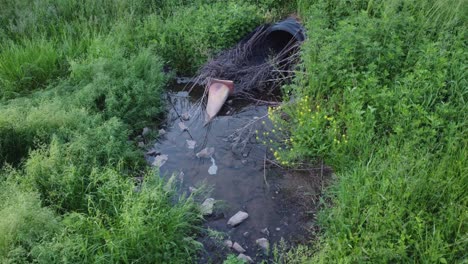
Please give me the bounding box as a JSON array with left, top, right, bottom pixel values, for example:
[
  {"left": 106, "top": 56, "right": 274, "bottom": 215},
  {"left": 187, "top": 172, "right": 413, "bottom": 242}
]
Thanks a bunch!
[
  {"left": 232, "top": 242, "right": 246, "bottom": 253},
  {"left": 158, "top": 129, "right": 166, "bottom": 136},
  {"left": 256, "top": 238, "right": 269, "bottom": 252},
  {"left": 243, "top": 231, "right": 250, "bottom": 237},
  {"left": 176, "top": 77, "right": 193, "bottom": 85},
  {"left": 178, "top": 122, "right": 188, "bottom": 132},
  {"left": 261, "top": 228, "right": 270, "bottom": 236},
  {"left": 196, "top": 147, "right": 215, "bottom": 158},
  {"left": 242, "top": 153, "right": 248, "bottom": 158},
  {"left": 227, "top": 211, "right": 249, "bottom": 227},
  {"left": 186, "top": 140, "right": 196, "bottom": 149},
  {"left": 237, "top": 254, "right": 253, "bottom": 263},
  {"left": 152, "top": 154, "right": 168, "bottom": 168},
  {"left": 146, "top": 149, "right": 159, "bottom": 156},
  {"left": 224, "top": 240, "right": 233, "bottom": 248},
  {"left": 200, "top": 198, "right": 215, "bottom": 216},
  {"left": 181, "top": 112, "right": 191, "bottom": 121},
  {"left": 142, "top": 127, "right": 151, "bottom": 136}
]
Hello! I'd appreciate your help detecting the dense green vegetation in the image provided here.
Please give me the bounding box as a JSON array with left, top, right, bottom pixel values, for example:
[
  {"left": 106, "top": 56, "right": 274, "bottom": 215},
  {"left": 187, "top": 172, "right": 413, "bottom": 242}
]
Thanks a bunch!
[
  {"left": 272, "top": 0, "right": 466, "bottom": 262},
  {"left": 1, "top": 0, "right": 465, "bottom": 263}
]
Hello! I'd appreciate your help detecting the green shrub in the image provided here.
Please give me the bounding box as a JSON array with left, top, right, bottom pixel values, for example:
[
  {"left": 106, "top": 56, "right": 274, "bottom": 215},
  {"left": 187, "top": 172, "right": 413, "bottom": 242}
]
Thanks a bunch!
[
  {"left": 70, "top": 45, "right": 168, "bottom": 130},
  {"left": 31, "top": 170, "right": 202, "bottom": 263},
  {"left": 141, "top": 2, "right": 264, "bottom": 74},
  {"left": 24, "top": 118, "right": 139, "bottom": 212},
  {"left": 0, "top": 180, "right": 60, "bottom": 263},
  {"left": 0, "top": 98, "right": 97, "bottom": 166}
]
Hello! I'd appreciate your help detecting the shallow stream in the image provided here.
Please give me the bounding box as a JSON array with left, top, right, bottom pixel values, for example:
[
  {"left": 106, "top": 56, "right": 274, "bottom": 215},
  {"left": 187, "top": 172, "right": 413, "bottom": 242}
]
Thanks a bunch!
[{"left": 144, "top": 84, "right": 327, "bottom": 263}]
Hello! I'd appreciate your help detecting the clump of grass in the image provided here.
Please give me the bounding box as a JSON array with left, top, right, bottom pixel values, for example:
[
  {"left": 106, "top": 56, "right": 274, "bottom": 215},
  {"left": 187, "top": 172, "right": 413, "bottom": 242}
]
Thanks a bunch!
[
  {"left": 0, "top": 179, "right": 60, "bottom": 263},
  {"left": 0, "top": 39, "right": 63, "bottom": 99},
  {"left": 271, "top": 0, "right": 467, "bottom": 262}
]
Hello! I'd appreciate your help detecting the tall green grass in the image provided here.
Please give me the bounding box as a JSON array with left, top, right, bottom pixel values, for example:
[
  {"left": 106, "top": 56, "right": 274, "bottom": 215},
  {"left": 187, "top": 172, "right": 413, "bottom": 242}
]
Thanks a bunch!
[{"left": 272, "top": 0, "right": 467, "bottom": 262}]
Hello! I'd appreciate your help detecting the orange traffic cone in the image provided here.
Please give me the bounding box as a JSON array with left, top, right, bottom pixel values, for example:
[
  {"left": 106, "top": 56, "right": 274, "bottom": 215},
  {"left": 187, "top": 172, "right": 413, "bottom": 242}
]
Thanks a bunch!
[{"left": 205, "top": 78, "right": 234, "bottom": 123}]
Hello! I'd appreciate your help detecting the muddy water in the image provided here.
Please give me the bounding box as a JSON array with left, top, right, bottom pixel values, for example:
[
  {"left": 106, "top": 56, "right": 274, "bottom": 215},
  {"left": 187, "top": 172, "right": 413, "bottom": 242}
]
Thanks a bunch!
[{"left": 145, "top": 85, "right": 326, "bottom": 263}]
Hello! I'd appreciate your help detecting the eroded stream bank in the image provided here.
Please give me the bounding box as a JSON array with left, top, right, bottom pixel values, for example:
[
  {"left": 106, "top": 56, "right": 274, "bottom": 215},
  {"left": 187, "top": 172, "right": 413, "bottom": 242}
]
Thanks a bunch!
[{"left": 144, "top": 84, "right": 330, "bottom": 263}]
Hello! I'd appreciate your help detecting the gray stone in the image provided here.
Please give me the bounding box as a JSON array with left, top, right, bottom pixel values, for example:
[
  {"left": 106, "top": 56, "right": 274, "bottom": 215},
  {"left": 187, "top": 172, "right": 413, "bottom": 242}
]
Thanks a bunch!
[
  {"left": 142, "top": 127, "right": 151, "bottom": 136},
  {"left": 256, "top": 238, "right": 269, "bottom": 252},
  {"left": 138, "top": 141, "right": 145, "bottom": 148},
  {"left": 152, "top": 154, "right": 168, "bottom": 168},
  {"left": 243, "top": 231, "right": 250, "bottom": 237},
  {"left": 232, "top": 242, "right": 246, "bottom": 253},
  {"left": 200, "top": 198, "right": 215, "bottom": 216},
  {"left": 237, "top": 254, "right": 253, "bottom": 263},
  {"left": 227, "top": 211, "right": 249, "bottom": 226},
  {"left": 146, "top": 149, "right": 159, "bottom": 156},
  {"left": 224, "top": 240, "right": 233, "bottom": 248},
  {"left": 196, "top": 147, "right": 215, "bottom": 158},
  {"left": 158, "top": 129, "right": 166, "bottom": 136}
]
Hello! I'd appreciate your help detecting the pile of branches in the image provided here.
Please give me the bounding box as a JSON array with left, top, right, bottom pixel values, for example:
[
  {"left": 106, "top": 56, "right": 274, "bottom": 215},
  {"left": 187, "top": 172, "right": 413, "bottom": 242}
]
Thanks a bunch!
[{"left": 196, "top": 24, "right": 302, "bottom": 101}]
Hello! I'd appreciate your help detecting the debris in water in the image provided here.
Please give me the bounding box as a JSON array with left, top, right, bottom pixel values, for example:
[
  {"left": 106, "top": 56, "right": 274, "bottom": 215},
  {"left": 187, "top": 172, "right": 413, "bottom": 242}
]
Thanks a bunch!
[
  {"left": 232, "top": 242, "right": 246, "bottom": 253},
  {"left": 237, "top": 253, "right": 253, "bottom": 263},
  {"left": 201, "top": 198, "right": 215, "bottom": 216},
  {"left": 152, "top": 154, "right": 168, "bottom": 168},
  {"left": 186, "top": 140, "right": 196, "bottom": 149},
  {"left": 196, "top": 147, "right": 215, "bottom": 158},
  {"left": 227, "top": 211, "right": 249, "bottom": 226},
  {"left": 178, "top": 122, "right": 188, "bottom": 132},
  {"left": 208, "top": 157, "right": 218, "bottom": 175}
]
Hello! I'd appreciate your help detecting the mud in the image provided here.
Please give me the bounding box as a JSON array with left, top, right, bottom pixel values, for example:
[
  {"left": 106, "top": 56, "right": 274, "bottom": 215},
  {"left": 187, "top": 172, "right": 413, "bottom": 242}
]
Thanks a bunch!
[{"left": 145, "top": 84, "right": 329, "bottom": 263}]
